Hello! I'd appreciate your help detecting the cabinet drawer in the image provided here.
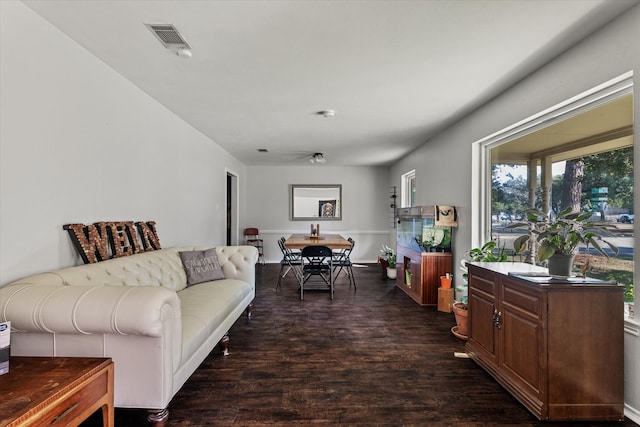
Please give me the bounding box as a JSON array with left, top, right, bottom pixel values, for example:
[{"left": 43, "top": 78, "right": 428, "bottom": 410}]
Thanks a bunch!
[
  {"left": 31, "top": 368, "right": 110, "bottom": 426},
  {"left": 469, "top": 274, "right": 495, "bottom": 297},
  {"left": 502, "top": 284, "right": 541, "bottom": 319}
]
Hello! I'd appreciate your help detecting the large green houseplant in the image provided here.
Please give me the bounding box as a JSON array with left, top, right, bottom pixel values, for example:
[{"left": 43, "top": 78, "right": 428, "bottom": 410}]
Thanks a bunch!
[{"left": 509, "top": 207, "right": 618, "bottom": 277}]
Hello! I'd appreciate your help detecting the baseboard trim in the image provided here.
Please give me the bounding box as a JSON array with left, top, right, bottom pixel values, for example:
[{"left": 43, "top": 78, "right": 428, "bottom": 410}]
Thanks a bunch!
[{"left": 625, "top": 403, "right": 640, "bottom": 424}]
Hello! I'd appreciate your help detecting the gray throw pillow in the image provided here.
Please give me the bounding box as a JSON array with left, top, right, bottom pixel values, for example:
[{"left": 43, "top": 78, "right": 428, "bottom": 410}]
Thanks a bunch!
[{"left": 179, "top": 248, "right": 225, "bottom": 286}]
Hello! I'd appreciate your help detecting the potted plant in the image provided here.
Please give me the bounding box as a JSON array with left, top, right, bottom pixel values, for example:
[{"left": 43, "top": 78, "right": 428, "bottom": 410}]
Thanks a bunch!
[
  {"left": 380, "top": 244, "right": 397, "bottom": 279},
  {"left": 466, "top": 240, "right": 508, "bottom": 263},
  {"left": 452, "top": 301, "right": 469, "bottom": 339},
  {"left": 457, "top": 240, "right": 507, "bottom": 302},
  {"left": 453, "top": 241, "right": 508, "bottom": 340},
  {"left": 509, "top": 207, "right": 618, "bottom": 277}
]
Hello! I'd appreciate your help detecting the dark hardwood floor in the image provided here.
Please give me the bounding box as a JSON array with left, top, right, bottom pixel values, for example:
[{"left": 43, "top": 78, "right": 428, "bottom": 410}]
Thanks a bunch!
[{"left": 83, "top": 263, "right": 638, "bottom": 426}]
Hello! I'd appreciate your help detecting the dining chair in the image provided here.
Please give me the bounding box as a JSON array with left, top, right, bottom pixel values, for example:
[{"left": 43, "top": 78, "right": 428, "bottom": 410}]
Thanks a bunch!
[
  {"left": 275, "top": 238, "right": 302, "bottom": 290},
  {"left": 333, "top": 237, "right": 356, "bottom": 289},
  {"left": 244, "top": 227, "right": 265, "bottom": 265},
  {"left": 280, "top": 236, "right": 301, "bottom": 256},
  {"left": 299, "top": 245, "right": 333, "bottom": 300}
]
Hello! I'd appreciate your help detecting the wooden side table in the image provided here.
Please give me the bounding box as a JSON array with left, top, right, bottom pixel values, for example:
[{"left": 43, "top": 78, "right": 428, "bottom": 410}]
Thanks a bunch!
[{"left": 0, "top": 357, "right": 114, "bottom": 427}]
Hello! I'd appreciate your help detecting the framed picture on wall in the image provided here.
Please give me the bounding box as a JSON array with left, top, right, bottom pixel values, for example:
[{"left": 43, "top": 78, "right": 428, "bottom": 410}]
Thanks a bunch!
[{"left": 319, "top": 200, "right": 337, "bottom": 217}]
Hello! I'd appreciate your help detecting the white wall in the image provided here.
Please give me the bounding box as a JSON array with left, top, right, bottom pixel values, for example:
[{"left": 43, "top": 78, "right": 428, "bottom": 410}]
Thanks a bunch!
[
  {"left": 391, "top": 5, "right": 640, "bottom": 421},
  {"left": 246, "top": 165, "right": 392, "bottom": 262},
  {"left": 0, "top": 1, "right": 246, "bottom": 284},
  {"left": 3, "top": 0, "right": 638, "bottom": 419}
]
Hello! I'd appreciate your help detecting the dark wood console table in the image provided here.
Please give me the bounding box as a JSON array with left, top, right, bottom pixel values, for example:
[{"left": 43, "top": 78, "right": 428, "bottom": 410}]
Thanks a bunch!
[
  {"left": 465, "top": 262, "right": 624, "bottom": 421},
  {"left": 396, "top": 247, "right": 451, "bottom": 306},
  {"left": 0, "top": 357, "right": 114, "bottom": 427}
]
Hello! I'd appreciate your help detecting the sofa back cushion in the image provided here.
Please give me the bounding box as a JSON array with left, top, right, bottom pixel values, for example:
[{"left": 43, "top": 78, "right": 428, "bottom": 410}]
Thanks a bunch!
[{"left": 6, "top": 246, "right": 258, "bottom": 293}]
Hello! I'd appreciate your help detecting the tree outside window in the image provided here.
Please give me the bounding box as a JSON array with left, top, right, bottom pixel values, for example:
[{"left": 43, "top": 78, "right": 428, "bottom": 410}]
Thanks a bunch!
[{"left": 491, "top": 146, "right": 634, "bottom": 306}]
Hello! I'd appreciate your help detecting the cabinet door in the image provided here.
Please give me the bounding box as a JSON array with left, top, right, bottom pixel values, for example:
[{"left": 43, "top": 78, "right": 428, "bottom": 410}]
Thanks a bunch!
[
  {"left": 500, "top": 280, "right": 544, "bottom": 406},
  {"left": 467, "top": 269, "right": 498, "bottom": 365},
  {"left": 546, "top": 288, "right": 624, "bottom": 420},
  {"left": 420, "top": 253, "right": 452, "bottom": 306},
  {"left": 396, "top": 246, "right": 422, "bottom": 302}
]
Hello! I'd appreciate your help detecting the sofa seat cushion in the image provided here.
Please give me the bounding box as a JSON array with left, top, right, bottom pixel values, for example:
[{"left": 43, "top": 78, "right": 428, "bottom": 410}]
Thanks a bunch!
[{"left": 178, "top": 279, "right": 253, "bottom": 359}]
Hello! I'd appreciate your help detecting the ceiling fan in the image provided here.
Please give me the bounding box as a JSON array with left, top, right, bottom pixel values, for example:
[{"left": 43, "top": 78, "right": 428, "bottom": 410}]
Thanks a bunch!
[
  {"left": 308, "top": 153, "right": 326, "bottom": 164},
  {"left": 262, "top": 150, "right": 329, "bottom": 164}
]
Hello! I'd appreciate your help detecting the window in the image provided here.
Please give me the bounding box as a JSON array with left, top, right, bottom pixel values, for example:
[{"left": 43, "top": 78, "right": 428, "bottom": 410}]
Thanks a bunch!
[
  {"left": 472, "top": 72, "right": 635, "bottom": 323},
  {"left": 401, "top": 170, "right": 416, "bottom": 207}
]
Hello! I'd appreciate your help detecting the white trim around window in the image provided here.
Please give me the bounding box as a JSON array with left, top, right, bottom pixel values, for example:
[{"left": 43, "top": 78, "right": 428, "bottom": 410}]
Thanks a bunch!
[
  {"left": 471, "top": 71, "right": 635, "bottom": 318},
  {"left": 401, "top": 169, "right": 416, "bottom": 208}
]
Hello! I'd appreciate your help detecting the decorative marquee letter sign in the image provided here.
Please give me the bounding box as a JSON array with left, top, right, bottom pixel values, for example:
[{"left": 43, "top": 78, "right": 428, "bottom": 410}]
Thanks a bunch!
[{"left": 64, "top": 221, "right": 161, "bottom": 264}]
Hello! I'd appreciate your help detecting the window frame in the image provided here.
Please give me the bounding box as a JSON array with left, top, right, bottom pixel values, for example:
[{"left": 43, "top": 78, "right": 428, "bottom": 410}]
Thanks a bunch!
[
  {"left": 471, "top": 71, "right": 636, "bottom": 328},
  {"left": 401, "top": 169, "right": 416, "bottom": 208}
]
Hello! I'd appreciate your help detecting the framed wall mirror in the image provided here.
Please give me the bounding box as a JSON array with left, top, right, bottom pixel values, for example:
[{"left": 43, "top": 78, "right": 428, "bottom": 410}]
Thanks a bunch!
[{"left": 290, "top": 184, "right": 342, "bottom": 221}]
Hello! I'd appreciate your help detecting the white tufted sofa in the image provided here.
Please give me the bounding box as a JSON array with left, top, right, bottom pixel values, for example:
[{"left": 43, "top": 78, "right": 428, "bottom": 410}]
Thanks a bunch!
[{"left": 0, "top": 245, "right": 258, "bottom": 425}]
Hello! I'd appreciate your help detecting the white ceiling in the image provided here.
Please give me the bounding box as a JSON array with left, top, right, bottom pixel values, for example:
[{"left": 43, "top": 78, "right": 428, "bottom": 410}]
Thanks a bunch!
[{"left": 22, "top": 0, "right": 638, "bottom": 166}]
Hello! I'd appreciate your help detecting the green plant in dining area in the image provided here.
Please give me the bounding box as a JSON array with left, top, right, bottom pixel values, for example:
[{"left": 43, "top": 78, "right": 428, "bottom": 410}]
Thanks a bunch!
[
  {"left": 380, "top": 244, "right": 397, "bottom": 279},
  {"left": 380, "top": 244, "right": 396, "bottom": 268}
]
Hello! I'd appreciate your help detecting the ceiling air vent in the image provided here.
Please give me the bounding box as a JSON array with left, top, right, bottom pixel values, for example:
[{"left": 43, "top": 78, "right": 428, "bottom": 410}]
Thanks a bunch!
[{"left": 145, "top": 23, "right": 191, "bottom": 49}]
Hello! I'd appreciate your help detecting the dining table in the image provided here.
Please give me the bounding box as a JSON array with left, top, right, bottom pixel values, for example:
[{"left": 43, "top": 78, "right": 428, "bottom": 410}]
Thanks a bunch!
[{"left": 284, "top": 233, "right": 351, "bottom": 250}]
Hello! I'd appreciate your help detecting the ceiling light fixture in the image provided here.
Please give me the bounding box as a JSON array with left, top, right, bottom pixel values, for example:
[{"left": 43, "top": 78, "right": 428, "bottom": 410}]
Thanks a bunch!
[
  {"left": 176, "top": 47, "right": 192, "bottom": 58},
  {"left": 309, "top": 153, "right": 326, "bottom": 164}
]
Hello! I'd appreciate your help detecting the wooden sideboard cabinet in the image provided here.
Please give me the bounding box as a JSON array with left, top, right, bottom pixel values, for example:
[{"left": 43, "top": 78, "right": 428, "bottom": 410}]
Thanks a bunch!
[
  {"left": 465, "top": 262, "right": 624, "bottom": 421},
  {"left": 396, "top": 246, "right": 451, "bottom": 306}
]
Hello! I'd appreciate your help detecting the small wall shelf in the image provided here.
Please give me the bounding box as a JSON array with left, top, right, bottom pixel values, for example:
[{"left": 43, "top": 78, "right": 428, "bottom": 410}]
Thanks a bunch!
[{"left": 389, "top": 186, "right": 397, "bottom": 228}]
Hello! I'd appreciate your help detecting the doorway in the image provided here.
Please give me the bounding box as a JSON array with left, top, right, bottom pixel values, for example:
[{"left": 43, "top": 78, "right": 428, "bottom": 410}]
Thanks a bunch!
[{"left": 226, "top": 171, "right": 239, "bottom": 245}]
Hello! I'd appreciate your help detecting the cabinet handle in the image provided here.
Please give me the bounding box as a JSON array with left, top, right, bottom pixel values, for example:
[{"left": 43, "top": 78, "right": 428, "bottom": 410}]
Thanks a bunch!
[
  {"left": 493, "top": 309, "right": 502, "bottom": 329},
  {"left": 52, "top": 403, "right": 78, "bottom": 424}
]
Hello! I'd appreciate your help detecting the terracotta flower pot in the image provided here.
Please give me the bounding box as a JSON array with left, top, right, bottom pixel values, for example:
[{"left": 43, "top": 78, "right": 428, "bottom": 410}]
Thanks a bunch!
[
  {"left": 452, "top": 302, "right": 469, "bottom": 338},
  {"left": 440, "top": 276, "right": 452, "bottom": 289}
]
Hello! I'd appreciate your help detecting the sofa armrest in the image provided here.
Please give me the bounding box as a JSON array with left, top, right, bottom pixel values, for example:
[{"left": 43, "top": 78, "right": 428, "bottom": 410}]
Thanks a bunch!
[
  {"left": 0, "top": 284, "right": 181, "bottom": 337},
  {"left": 217, "top": 246, "right": 259, "bottom": 285}
]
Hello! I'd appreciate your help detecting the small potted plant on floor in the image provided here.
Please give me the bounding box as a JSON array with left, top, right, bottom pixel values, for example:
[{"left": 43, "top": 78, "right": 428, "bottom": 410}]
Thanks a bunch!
[
  {"left": 508, "top": 207, "right": 618, "bottom": 277},
  {"left": 380, "top": 244, "right": 397, "bottom": 279}
]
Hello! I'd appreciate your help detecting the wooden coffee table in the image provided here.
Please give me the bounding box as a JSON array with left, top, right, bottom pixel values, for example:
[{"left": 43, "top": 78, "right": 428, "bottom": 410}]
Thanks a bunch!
[{"left": 0, "top": 357, "right": 114, "bottom": 427}]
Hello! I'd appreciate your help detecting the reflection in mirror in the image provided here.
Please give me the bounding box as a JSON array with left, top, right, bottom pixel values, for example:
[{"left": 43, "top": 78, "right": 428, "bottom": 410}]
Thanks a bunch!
[{"left": 290, "top": 185, "right": 342, "bottom": 220}]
